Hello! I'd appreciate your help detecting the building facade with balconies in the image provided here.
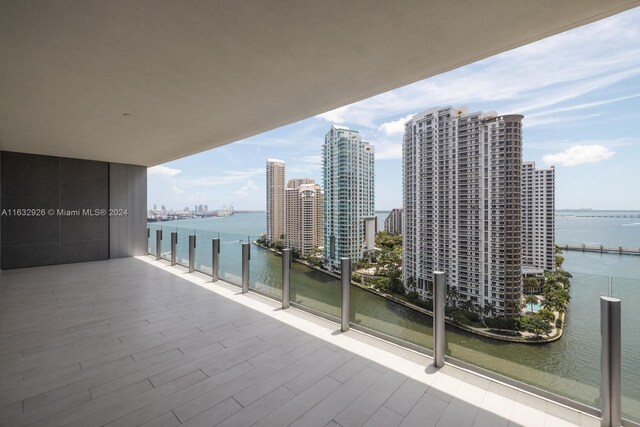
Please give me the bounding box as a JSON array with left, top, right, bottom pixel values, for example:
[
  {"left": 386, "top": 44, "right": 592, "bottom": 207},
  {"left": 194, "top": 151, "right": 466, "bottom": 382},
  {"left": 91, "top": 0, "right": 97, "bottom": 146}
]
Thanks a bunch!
[
  {"left": 285, "top": 178, "right": 324, "bottom": 255},
  {"left": 266, "top": 159, "right": 286, "bottom": 244},
  {"left": 403, "top": 106, "right": 523, "bottom": 317},
  {"left": 522, "top": 161, "right": 556, "bottom": 272},
  {"left": 323, "top": 125, "right": 375, "bottom": 271}
]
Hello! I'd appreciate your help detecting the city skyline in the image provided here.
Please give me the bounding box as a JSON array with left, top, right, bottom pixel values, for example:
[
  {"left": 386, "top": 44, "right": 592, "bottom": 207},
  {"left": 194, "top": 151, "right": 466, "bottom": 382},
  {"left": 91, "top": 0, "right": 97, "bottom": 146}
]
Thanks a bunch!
[{"left": 148, "top": 8, "right": 640, "bottom": 211}]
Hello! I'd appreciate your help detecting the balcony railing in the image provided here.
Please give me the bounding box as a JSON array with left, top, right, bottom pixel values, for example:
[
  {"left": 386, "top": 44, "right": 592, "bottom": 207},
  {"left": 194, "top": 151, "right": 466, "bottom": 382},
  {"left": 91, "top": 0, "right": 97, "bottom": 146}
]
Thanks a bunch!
[{"left": 147, "top": 223, "right": 638, "bottom": 427}]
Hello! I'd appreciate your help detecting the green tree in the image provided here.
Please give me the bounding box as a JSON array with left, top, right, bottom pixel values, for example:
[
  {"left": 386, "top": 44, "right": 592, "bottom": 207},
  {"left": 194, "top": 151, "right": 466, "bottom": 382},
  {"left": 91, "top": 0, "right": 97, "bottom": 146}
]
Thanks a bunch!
[
  {"left": 388, "top": 268, "right": 404, "bottom": 295},
  {"left": 461, "top": 299, "right": 475, "bottom": 312},
  {"left": 520, "top": 315, "right": 553, "bottom": 338},
  {"left": 482, "top": 301, "right": 495, "bottom": 318},
  {"left": 447, "top": 286, "right": 460, "bottom": 307},
  {"left": 406, "top": 276, "right": 416, "bottom": 292}
]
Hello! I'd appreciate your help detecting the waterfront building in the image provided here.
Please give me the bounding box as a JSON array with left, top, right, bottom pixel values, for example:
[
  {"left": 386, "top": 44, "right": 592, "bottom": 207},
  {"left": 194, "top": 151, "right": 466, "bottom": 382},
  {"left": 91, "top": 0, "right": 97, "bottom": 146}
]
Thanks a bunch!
[
  {"left": 266, "top": 159, "right": 286, "bottom": 244},
  {"left": 285, "top": 179, "right": 324, "bottom": 255},
  {"left": 384, "top": 208, "right": 403, "bottom": 235},
  {"left": 522, "top": 162, "right": 556, "bottom": 271},
  {"left": 364, "top": 216, "right": 377, "bottom": 251},
  {"left": 323, "top": 125, "right": 375, "bottom": 271},
  {"left": 403, "top": 106, "right": 523, "bottom": 317}
]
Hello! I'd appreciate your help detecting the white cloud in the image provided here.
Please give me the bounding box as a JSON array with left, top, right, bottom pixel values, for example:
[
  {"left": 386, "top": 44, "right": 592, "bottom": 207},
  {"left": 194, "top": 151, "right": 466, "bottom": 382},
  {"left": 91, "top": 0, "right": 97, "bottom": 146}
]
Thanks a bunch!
[
  {"left": 317, "top": 105, "right": 350, "bottom": 124},
  {"left": 373, "top": 140, "right": 403, "bottom": 160},
  {"left": 524, "top": 112, "right": 603, "bottom": 128},
  {"left": 543, "top": 145, "right": 615, "bottom": 166},
  {"left": 527, "top": 92, "right": 640, "bottom": 118},
  {"left": 234, "top": 179, "right": 260, "bottom": 199},
  {"left": 186, "top": 168, "right": 264, "bottom": 186},
  {"left": 378, "top": 113, "right": 415, "bottom": 136},
  {"left": 312, "top": 8, "right": 640, "bottom": 130},
  {"left": 147, "top": 165, "right": 181, "bottom": 176}
]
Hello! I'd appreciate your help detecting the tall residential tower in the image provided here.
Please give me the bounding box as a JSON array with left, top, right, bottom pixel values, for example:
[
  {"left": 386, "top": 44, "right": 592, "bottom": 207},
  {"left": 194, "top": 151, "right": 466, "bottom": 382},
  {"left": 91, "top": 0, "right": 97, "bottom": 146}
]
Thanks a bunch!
[
  {"left": 403, "top": 107, "right": 523, "bottom": 317},
  {"left": 323, "top": 125, "right": 375, "bottom": 271},
  {"left": 384, "top": 208, "right": 403, "bottom": 235},
  {"left": 522, "top": 162, "right": 555, "bottom": 271},
  {"left": 266, "top": 159, "right": 285, "bottom": 244},
  {"left": 285, "top": 178, "right": 324, "bottom": 255}
]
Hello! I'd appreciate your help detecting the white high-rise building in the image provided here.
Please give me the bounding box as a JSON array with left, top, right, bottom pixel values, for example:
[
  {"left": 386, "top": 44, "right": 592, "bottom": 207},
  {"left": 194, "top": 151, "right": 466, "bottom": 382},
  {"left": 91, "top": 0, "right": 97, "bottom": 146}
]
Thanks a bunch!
[
  {"left": 403, "top": 106, "right": 522, "bottom": 317},
  {"left": 285, "top": 178, "right": 323, "bottom": 255},
  {"left": 384, "top": 208, "right": 403, "bottom": 235},
  {"left": 323, "top": 125, "right": 375, "bottom": 271},
  {"left": 522, "top": 162, "right": 555, "bottom": 271},
  {"left": 266, "top": 159, "right": 285, "bottom": 244}
]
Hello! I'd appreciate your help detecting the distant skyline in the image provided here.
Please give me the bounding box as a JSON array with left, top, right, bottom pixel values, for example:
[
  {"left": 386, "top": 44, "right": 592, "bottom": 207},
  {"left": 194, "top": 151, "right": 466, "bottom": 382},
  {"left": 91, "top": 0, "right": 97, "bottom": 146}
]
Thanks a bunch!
[{"left": 148, "top": 8, "right": 640, "bottom": 211}]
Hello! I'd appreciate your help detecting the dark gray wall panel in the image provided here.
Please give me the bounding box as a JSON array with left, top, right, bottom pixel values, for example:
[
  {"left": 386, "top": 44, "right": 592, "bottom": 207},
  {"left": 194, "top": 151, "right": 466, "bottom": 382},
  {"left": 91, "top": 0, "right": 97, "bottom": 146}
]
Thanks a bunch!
[
  {"left": 3, "top": 243, "right": 61, "bottom": 269},
  {"left": 0, "top": 151, "right": 109, "bottom": 269},
  {"left": 61, "top": 240, "right": 109, "bottom": 264},
  {"left": 0, "top": 152, "right": 60, "bottom": 246},
  {"left": 109, "top": 163, "right": 147, "bottom": 258},
  {"left": 59, "top": 158, "right": 109, "bottom": 244}
]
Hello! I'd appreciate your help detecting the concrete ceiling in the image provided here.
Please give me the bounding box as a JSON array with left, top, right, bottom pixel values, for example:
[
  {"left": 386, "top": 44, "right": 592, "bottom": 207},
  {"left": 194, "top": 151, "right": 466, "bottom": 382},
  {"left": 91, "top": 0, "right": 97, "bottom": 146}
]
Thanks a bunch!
[{"left": 1, "top": 1, "right": 638, "bottom": 167}]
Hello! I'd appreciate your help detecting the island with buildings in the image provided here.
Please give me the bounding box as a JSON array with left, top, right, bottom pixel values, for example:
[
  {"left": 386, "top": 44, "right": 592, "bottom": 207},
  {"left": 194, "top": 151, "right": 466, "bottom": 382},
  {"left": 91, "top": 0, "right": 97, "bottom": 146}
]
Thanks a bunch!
[{"left": 258, "top": 109, "right": 569, "bottom": 343}]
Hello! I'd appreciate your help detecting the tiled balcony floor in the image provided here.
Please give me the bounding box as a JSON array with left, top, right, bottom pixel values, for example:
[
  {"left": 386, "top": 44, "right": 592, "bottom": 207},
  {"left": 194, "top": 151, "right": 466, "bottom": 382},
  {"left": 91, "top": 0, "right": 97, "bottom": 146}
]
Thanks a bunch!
[{"left": 0, "top": 257, "right": 599, "bottom": 427}]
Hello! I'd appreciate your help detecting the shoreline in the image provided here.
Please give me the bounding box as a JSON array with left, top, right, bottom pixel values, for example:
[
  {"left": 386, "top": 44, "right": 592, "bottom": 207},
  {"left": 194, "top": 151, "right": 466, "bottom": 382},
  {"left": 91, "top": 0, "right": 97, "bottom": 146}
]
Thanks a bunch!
[{"left": 252, "top": 241, "right": 563, "bottom": 344}]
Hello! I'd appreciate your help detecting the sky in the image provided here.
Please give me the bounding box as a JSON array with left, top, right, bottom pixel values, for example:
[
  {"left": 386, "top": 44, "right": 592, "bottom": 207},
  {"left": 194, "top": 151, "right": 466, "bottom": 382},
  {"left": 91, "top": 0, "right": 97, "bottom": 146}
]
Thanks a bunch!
[{"left": 149, "top": 7, "right": 640, "bottom": 211}]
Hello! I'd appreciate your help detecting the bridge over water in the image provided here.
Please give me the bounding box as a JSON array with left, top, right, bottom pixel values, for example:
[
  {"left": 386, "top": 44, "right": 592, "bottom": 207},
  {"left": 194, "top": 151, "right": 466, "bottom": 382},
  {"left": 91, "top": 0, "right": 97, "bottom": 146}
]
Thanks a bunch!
[{"left": 559, "top": 244, "right": 640, "bottom": 256}]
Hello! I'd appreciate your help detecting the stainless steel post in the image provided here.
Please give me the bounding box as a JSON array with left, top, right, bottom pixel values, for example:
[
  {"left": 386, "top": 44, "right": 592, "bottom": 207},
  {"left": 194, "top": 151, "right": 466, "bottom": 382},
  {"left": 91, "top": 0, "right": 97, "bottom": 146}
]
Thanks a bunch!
[
  {"left": 340, "top": 258, "right": 351, "bottom": 332},
  {"left": 170, "top": 232, "right": 177, "bottom": 266},
  {"left": 282, "top": 249, "right": 291, "bottom": 309},
  {"left": 188, "top": 235, "right": 196, "bottom": 273},
  {"left": 212, "top": 238, "right": 220, "bottom": 281},
  {"left": 155, "top": 230, "right": 162, "bottom": 260},
  {"left": 600, "top": 296, "right": 621, "bottom": 427},
  {"left": 242, "top": 243, "right": 250, "bottom": 293},
  {"left": 433, "top": 271, "right": 446, "bottom": 368}
]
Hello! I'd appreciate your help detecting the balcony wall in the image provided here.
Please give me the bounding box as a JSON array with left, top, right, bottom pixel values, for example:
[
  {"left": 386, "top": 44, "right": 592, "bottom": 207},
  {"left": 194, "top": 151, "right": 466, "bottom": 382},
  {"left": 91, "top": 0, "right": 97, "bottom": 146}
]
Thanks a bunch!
[{"left": 0, "top": 151, "right": 146, "bottom": 269}]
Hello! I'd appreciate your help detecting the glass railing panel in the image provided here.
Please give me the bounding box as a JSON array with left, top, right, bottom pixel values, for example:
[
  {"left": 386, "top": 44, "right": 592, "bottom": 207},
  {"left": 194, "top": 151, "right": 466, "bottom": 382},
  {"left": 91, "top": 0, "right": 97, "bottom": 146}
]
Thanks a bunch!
[
  {"left": 444, "top": 271, "right": 608, "bottom": 409},
  {"left": 351, "top": 286, "right": 433, "bottom": 350},
  {"left": 218, "top": 231, "right": 244, "bottom": 286},
  {"left": 194, "top": 229, "right": 217, "bottom": 275},
  {"left": 290, "top": 261, "right": 341, "bottom": 320},
  {"left": 147, "top": 223, "right": 161, "bottom": 254},
  {"left": 249, "top": 242, "right": 282, "bottom": 299},
  {"left": 160, "top": 226, "right": 176, "bottom": 261},
  {"left": 611, "top": 275, "right": 640, "bottom": 423},
  {"left": 174, "top": 227, "right": 194, "bottom": 267}
]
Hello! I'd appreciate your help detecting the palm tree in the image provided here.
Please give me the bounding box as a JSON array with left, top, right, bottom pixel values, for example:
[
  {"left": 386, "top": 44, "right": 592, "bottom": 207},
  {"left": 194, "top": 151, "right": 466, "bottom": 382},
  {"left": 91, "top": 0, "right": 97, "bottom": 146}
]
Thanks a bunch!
[
  {"left": 524, "top": 294, "right": 539, "bottom": 313},
  {"left": 461, "top": 299, "right": 474, "bottom": 312},
  {"left": 447, "top": 287, "right": 460, "bottom": 307},
  {"left": 482, "top": 301, "right": 495, "bottom": 318}
]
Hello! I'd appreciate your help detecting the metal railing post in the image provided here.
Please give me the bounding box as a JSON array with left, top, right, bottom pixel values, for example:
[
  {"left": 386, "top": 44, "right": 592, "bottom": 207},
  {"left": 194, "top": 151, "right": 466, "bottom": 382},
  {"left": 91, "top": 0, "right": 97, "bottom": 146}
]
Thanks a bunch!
[
  {"left": 600, "top": 296, "right": 621, "bottom": 427},
  {"left": 340, "top": 257, "right": 351, "bottom": 332},
  {"left": 188, "top": 235, "right": 196, "bottom": 273},
  {"left": 212, "top": 238, "right": 220, "bottom": 281},
  {"left": 147, "top": 228, "right": 150, "bottom": 253},
  {"left": 155, "top": 229, "right": 162, "bottom": 260},
  {"left": 433, "top": 271, "right": 446, "bottom": 368},
  {"left": 242, "top": 243, "right": 250, "bottom": 293},
  {"left": 170, "top": 232, "right": 177, "bottom": 266},
  {"left": 282, "top": 249, "right": 291, "bottom": 309}
]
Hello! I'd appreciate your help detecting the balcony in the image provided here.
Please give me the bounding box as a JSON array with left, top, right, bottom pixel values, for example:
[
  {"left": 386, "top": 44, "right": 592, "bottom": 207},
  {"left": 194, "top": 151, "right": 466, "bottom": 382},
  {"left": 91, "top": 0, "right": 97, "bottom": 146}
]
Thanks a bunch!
[{"left": 0, "top": 256, "right": 602, "bottom": 427}]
